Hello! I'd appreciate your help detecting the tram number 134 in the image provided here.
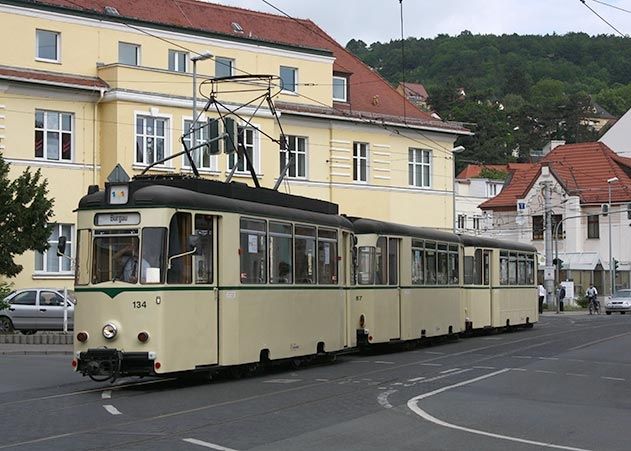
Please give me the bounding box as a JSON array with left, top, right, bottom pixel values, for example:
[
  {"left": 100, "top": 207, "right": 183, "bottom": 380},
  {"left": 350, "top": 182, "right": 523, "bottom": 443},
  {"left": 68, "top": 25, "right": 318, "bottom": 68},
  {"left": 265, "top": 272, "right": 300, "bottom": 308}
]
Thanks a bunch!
[{"left": 132, "top": 301, "right": 147, "bottom": 309}]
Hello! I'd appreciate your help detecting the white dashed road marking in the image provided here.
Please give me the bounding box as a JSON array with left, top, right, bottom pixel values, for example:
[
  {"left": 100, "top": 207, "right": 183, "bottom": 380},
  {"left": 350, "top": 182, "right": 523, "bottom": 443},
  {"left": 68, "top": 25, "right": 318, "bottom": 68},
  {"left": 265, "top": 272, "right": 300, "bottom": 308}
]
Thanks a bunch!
[
  {"left": 103, "top": 405, "right": 122, "bottom": 415},
  {"left": 263, "top": 379, "right": 301, "bottom": 384},
  {"left": 377, "top": 390, "right": 397, "bottom": 409},
  {"left": 602, "top": 377, "right": 625, "bottom": 381},
  {"left": 374, "top": 361, "right": 395, "bottom": 365},
  {"left": 101, "top": 390, "right": 111, "bottom": 400},
  {"left": 440, "top": 368, "right": 461, "bottom": 374},
  {"left": 407, "top": 369, "right": 592, "bottom": 451},
  {"left": 408, "top": 376, "right": 426, "bottom": 382},
  {"left": 419, "top": 363, "right": 442, "bottom": 367},
  {"left": 183, "top": 438, "right": 238, "bottom": 450}
]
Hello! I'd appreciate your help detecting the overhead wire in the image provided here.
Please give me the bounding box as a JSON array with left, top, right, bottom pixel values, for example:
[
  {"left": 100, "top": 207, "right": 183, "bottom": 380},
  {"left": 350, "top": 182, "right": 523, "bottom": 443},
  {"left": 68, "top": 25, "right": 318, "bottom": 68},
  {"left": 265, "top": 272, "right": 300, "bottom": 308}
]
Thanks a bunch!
[{"left": 579, "top": 0, "right": 627, "bottom": 36}]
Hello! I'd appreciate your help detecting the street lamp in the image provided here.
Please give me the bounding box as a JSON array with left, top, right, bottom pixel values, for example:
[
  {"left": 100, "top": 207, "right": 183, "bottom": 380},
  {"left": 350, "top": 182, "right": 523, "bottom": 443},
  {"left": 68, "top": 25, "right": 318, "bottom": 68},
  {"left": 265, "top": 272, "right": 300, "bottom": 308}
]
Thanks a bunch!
[
  {"left": 190, "top": 51, "right": 213, "bottom": 137},
  {"left": 452, "top": 145, "right": 465, "bottom": 233},
  {"left": 608, "top": 176, "right": 619, "bottom": 295}
]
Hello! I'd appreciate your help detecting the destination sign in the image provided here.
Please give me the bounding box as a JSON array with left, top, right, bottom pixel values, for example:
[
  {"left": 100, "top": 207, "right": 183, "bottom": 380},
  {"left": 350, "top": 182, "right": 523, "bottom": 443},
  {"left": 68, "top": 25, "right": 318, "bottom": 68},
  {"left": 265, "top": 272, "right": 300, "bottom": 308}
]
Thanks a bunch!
[{"left": 95, "top": 212, "right": 141, "bottom": 226}]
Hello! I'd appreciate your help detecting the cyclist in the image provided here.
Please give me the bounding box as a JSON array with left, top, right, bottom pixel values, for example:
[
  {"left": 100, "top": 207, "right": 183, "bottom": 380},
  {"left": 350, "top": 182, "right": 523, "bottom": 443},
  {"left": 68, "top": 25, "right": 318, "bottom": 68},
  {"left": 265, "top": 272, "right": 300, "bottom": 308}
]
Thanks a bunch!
[{"left": 586, "top": 284, "right": 599, "bottom": 315}]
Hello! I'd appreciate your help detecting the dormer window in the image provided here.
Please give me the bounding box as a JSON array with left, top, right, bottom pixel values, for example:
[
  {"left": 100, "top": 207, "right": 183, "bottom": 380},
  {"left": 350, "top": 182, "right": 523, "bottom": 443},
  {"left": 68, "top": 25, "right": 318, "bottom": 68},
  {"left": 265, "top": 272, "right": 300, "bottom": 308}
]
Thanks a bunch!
[
  {"left": 231, "top": 22, "right": 244, "bottom": 33},
  {"left": 333, "top": 76, "right": 347, "bottom": 102}
]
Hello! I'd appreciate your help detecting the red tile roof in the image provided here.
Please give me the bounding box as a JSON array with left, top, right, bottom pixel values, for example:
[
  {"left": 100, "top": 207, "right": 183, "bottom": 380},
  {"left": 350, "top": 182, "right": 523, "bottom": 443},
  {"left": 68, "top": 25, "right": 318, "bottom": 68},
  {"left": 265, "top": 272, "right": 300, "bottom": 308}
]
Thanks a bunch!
[
  {"left": 24, "top": 0, "right": 467, "bottom": 132},
  {"left": 0, "top": 65, "right": 108, "bottom": 90},
  {"left": 398, "top": 82, "right": 429, "bottom": 101},
  {"left": 456, "top": 164, "right": 509, "bottom": 180},
  {"left": 480, "top": 142, "right": 631, "bottom": 210}
]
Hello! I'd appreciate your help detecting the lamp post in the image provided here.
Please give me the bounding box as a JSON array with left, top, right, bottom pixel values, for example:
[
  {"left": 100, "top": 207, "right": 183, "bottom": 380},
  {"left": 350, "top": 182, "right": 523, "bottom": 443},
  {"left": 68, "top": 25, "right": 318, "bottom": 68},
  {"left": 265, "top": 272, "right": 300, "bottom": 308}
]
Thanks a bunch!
[
  {"left": 190, "top": 51, "right": 213, "bottom": 137},
  {"left": 608, "top": 176, "right": 619, "bottom": 295},
  {"left": 452, "top": 145, "right": 465, "bottom": 233}
]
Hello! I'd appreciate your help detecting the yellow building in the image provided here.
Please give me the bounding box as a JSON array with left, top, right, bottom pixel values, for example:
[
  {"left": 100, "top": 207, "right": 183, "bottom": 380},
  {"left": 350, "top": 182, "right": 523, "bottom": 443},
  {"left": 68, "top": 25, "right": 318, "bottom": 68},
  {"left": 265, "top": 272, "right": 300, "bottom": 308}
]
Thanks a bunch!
[{"left": 0, "top": 0, "right": 469, "bottom": 289}]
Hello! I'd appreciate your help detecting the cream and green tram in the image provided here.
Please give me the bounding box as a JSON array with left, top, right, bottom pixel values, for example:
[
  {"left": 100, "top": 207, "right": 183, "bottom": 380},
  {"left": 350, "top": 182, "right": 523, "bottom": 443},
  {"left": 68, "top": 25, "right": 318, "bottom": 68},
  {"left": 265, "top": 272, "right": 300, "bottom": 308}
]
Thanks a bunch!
[
  {"left": 349, "top": 218, "right": 464, "bottom": 346},
  {"left": 71, "top": 177, "right": 353, "bottom": 380},
  {"left": 460, "top": 235, "right": 538, "bottom": 331}
]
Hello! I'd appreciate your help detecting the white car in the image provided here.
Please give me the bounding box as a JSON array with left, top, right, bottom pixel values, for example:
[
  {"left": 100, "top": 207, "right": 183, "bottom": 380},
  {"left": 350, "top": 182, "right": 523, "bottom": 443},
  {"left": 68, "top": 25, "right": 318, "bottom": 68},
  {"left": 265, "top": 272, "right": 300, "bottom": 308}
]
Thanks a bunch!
[
  {"left": 0, "top": 288, "right": 75, "bottom": 334},
  {"left": 605, "top": 289, "right": 631, "bottom": 315}
]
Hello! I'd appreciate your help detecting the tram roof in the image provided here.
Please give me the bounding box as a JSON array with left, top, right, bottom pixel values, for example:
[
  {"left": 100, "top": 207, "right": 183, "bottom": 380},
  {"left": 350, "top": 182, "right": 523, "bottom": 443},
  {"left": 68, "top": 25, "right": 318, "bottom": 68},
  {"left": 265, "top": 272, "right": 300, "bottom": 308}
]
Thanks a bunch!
[
  {"left": 458, "top": 235, "right": 537, "bottom": 253},
  {"left": 350, "top": 217, "right": 537, "bottom": 252},
  {"left": 349, "top": 218, "right": 461, "bottom": 243},
  {"left": 79, "top": 177, "right": 352, "bottom": 229}
]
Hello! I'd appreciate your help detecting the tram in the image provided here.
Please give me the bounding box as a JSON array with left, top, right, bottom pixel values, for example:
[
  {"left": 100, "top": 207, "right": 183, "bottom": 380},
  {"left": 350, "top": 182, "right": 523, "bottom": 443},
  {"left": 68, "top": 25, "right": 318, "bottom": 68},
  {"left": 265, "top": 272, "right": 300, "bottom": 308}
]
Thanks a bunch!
[{"left": 67, "top": 175, "right": 537, "bottom": 380}]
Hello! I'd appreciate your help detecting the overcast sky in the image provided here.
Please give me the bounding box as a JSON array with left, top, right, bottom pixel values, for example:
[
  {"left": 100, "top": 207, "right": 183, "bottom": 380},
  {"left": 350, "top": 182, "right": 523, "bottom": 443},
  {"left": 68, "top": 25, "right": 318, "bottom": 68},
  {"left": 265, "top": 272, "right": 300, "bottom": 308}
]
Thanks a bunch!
[{"left": 209, "top": 0, "right": 631, "bottom": 45}]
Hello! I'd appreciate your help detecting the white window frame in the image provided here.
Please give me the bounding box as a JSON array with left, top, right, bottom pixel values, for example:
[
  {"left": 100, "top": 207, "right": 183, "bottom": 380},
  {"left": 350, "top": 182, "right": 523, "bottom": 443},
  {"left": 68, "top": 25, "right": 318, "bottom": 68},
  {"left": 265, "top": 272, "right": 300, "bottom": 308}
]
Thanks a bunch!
[
  {"left": 181, "top": 117, "right": 217, "bottom": 172},
  {"left": 34, "top": 110, "right": 73, "bottom": 162},
  {"left": 134, "top": 113, "right": 171, "bottom": 167},
  {"left": 353, "top": 142, "right": 369, "bottom": 183},
  {"left": 227, "top": 124, "right": 260, "bottom": 174},
  {"left": 280, "top": 66, "right": 298, "bottom": 93},
  {"left": 119, "top": 42, "right": 140, "bottom": 66},
  {"left": 35, "top": 29, "right": 60, "bottom": 62},
  {"left": 280, "top": 135, "right": 308, "bottom": 179},
  {"left": 473, "top": 217, "right": 481, "bottom": 230},
  {"left": 332, "top": 76, "right": 347, "bottom": 102},
  {"left": 457, "top": 214, "right": 466, "bottom": 230},
  {"left": 487, "top": 182, "right": 502, "bottom": 197},
  {"left": 34, "top": 223, "right": 74, "bottom": 275},
  {"left": 408, "top": 148, "right": 432, "bottom": 188},
  {"left": 168, "top": 49, "right": 188, "bottom": 72},
  {"left": 215, "top": 57, "right": 234, "bottom": 78}
]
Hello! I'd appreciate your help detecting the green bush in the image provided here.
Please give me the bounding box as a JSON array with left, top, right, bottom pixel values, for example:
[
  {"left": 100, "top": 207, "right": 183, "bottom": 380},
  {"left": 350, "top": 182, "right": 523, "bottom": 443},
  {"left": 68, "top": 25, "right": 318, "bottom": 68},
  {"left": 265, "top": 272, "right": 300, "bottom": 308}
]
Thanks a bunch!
[
  {"left": 0, "top": 281, "right": 13, "bottom": 311},
  {"left": 576, "top": 294, "right": 589, "bottom": 308}
]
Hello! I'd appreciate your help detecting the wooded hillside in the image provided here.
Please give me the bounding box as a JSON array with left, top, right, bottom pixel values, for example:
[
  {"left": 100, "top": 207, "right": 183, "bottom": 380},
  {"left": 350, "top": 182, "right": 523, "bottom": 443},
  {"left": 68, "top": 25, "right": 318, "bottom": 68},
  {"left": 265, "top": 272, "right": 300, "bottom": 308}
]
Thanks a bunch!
[{"left": 347, "top": 32, "right": 631, "bottom": 165}]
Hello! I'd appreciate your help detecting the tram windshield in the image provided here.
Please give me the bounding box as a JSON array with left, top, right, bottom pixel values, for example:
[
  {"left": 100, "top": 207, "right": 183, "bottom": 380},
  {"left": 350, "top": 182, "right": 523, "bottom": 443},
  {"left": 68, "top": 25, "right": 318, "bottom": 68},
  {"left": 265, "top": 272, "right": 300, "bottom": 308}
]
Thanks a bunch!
[{"left": 92, "top": 230, "right": 140, "bottom": 284}]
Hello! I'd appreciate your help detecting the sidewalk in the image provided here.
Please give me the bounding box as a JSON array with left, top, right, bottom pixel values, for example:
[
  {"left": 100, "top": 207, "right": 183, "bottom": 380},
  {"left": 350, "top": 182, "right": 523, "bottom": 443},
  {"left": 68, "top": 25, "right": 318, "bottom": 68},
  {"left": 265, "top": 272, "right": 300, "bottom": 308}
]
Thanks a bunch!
[
  {"left": 0, "top": 343, "right": 74, "bottom": 355},
  {"left": 0, "top": 332, "right": 73, "bottom": 345}
]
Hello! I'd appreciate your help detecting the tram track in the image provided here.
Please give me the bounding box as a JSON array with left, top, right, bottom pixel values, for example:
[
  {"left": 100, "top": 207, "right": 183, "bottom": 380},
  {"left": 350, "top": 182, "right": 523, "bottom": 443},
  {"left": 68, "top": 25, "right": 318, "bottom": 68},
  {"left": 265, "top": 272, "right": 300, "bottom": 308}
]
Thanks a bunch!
[{"left": 2, "top": 317, "right": 628, "bottom": 449}]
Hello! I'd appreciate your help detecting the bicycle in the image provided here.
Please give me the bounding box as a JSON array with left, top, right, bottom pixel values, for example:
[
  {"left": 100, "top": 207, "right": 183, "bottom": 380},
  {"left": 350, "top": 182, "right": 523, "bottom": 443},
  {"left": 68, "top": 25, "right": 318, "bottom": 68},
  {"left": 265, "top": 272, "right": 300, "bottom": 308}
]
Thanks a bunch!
[{"left": 588, "top": 295, "right": 600, "bottom": 315}]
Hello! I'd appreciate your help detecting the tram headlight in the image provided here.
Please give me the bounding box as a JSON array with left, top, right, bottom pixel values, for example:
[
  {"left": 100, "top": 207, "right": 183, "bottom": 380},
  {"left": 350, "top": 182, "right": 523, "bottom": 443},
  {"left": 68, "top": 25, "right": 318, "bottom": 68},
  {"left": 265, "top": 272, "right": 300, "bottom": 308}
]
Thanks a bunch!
[{"left": 102, "top": 323, "right": 118, "bottom": 340}]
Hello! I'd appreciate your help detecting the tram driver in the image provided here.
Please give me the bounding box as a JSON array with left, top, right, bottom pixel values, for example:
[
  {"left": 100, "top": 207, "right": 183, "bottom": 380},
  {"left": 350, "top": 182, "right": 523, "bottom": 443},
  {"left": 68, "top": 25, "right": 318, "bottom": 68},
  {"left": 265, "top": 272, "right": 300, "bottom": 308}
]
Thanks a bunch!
[{"left": 115, "top": 243, "right": 149, "bottom": 283}]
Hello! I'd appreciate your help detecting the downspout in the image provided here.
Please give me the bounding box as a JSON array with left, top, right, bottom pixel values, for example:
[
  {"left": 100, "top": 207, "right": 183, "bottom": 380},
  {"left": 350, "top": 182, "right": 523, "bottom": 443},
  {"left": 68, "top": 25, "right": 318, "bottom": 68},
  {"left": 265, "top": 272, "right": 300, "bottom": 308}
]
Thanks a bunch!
[
  {"left": 93, "top": 87, "right": 105, "bottom": 185},
  {"left": 329, "top": 120, "right": 333, "bottom": 203}
]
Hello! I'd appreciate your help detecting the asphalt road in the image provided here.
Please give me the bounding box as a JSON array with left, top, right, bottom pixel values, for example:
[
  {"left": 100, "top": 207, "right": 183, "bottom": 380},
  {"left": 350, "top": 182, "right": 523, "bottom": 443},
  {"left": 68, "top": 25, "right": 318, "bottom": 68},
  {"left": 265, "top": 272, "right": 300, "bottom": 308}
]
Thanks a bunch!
[{"left": 1, "top": 313, "right": 630, "bottom": 451}]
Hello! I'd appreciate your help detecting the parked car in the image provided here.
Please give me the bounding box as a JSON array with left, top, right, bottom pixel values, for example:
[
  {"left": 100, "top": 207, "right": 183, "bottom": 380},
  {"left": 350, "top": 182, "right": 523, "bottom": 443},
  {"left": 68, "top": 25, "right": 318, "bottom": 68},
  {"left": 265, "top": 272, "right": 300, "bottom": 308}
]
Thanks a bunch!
[
  {"left": 605, "top": 289, "right": 631, "bottom": 315},
  {"left": 0, "top": 288, "right": 75, "bottom": 334}
]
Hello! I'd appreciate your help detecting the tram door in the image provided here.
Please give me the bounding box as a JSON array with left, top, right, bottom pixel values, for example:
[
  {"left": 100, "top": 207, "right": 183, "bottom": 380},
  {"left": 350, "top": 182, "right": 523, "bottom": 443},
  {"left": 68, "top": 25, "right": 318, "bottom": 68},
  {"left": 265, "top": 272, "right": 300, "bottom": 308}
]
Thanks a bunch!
[{"left": 483, "top": 249, "right": 493, "bottom": 325}]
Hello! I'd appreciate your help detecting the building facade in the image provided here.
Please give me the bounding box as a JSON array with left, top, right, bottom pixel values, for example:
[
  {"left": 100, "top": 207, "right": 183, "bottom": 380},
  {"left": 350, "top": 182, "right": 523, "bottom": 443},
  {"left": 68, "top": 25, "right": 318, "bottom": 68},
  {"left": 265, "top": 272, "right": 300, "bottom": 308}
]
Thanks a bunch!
[
  {"left": 479, "top": 142, "right": 631, "bottom": 297},
  {"left": 0, "top": 0, "right": 468, "bottom": 289}
]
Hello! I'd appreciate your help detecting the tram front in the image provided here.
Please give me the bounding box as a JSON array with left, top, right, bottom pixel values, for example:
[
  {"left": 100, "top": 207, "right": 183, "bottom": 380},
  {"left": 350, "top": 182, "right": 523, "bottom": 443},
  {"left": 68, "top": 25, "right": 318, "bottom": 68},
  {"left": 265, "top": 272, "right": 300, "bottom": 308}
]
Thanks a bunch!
[{"left": 70, "top": 181, "right": 218, "bottom": 381}]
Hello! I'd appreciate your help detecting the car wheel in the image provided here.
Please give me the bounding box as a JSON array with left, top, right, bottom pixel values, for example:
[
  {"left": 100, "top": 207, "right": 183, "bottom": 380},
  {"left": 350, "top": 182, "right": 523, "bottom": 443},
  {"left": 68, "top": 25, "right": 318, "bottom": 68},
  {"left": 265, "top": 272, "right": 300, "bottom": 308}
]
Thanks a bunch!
[
  {"left": 606, "top": 311, "right": 612, "bottom": 315},
  {"left": 20, "top": 329, "right": 37, "bottom": 335},
  {"left": 0, "top": 316, "right": 14, "bottom": 333}
]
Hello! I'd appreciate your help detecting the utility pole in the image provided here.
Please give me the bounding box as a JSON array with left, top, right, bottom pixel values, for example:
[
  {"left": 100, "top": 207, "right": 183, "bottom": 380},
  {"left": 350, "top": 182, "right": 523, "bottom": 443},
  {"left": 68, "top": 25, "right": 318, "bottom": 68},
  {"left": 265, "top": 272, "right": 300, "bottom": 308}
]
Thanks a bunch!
[{"left": 542, "top": 179, "right": 556, "bottom": 312}]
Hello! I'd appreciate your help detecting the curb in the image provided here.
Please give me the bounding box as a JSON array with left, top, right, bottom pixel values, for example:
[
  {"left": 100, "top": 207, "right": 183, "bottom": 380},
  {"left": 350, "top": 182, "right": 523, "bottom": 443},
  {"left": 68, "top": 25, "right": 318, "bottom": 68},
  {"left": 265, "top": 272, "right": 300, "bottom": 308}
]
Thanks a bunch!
[
  {"left": 0, "top": 350, "right": 73, "bottom": 355},
  {"left": 0, "top": 333, "right": 74, "bottom": 345}
]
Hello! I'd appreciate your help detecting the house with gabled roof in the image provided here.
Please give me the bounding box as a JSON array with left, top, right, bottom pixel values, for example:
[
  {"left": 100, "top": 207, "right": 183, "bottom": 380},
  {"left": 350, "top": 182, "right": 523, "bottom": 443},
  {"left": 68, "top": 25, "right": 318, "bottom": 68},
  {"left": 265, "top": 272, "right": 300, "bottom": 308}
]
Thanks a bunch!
[
  {"left": 0, "top": 0, "right": 470, "bottom": 289},
  {"left": 480, "top": 142, "right": 631, "bottom": 296}
]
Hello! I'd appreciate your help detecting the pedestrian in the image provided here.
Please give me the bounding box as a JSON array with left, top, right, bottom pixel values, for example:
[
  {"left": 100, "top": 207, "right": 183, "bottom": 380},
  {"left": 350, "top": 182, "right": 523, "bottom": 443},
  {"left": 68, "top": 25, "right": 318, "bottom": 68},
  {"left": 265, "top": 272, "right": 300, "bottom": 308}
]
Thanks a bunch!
[
  {"left": 558, "top": 284, "right": 566, "bottom": 312},
  {"left": 538, "top": 284, "right": 545, "bottom": 314}
]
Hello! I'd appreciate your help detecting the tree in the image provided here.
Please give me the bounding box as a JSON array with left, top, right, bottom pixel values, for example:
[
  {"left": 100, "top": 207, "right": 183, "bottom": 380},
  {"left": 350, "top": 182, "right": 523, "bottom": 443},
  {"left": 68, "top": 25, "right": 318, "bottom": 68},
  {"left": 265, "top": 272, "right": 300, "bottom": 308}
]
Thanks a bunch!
[{"left": 0, "top": 154, "right": 54, "bottom": 277}]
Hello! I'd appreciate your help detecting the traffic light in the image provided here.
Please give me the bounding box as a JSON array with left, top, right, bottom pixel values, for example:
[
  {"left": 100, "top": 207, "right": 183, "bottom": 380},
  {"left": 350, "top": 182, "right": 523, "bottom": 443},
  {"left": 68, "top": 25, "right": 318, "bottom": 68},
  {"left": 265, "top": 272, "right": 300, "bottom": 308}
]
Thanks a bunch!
[
  {"left": 553, "top": 258, "right": 564, "bottom": 267},
  {"left": 601, "top": 203, "right": 609, "bottom": 217},
  {"left": 614, "top": 258, "right": 619, "bottom": 272}
]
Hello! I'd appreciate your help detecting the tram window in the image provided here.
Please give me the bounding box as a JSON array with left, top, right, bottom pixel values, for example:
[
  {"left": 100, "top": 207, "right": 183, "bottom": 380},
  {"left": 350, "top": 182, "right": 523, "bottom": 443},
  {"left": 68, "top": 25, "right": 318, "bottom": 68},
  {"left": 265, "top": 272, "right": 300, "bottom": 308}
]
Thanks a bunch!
[
  {"left": 167, "top": 212, "right": 192, "bottom": 284},
  {"left": 526, "top": 255, "right": 535, "bottom": 285},
  {"left": 508, "top": 252, "right": 517, "bottom": 285},
  {"left": 350, "top": 234, "right": 357, "bottom": 285},
  {"left": 92, "top": 233, "right": 139, "bottom": 284},
  {"left": 474, "top": 249, "right": 483, "bottom": 285},
  {"left": 318, "top": 228, "right": 337, "bottom": 284},
  {"left": 518, "top": 254, "right": 527, "bottom": 285},
  {"left": 464, "top": 256, "right": 474, "bottom": 285},
  {"left": 449, "top": 245, "right": 459, "bottom": 285},
  {"left": 240, "top": 218, "right": 267, "bottom": 284},
  {"left": 270, "top": 222, "right": 293, "bottom": 284},
  {"left": 425, "top": 242, "right": 437, "bottom": 285},
  {"left": 358, "top": 246, "right": 374, "bottom": 285},
  {"left": 295, "top": 225, "right": 316, "bottom": 284},
  {"left": 374, "top": 237, "right": 387, "bottom": 285},
  {"left": 141, "top": 228, "right": 166, "bottom": 284},
  {"left": 75, "top": 229, "right": 91, "bottom": 286},
  {"left": 411, "top": 242, "right": 424, "bottom": 285},
  {"left": 436, "top": 243, "right": 448, "bottom": 285},
  {"left": 388, "top": 238, "right": 399, "bottom": 286},
  {"left": 483, "top": 250, "right": 491, "bottom": 285},
  {"left": 500, "top": 251, "right": 509, "bottom": 285},
  {"left": 194, "top": 215, "right": 213, "bottom": 284}
]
